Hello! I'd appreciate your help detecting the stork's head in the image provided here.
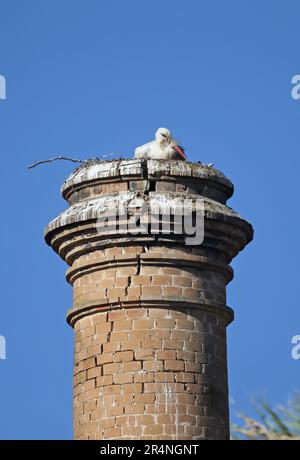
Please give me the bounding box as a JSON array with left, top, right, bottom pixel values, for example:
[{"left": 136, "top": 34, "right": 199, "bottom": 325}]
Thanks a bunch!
[{"left": 155, "top": 127, "right": 172, "bottom": 144}]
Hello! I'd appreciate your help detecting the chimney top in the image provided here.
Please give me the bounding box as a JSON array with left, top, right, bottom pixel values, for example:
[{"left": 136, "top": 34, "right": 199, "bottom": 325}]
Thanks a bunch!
[{"left": 60, "top": 159, "right": 234, "bottom": 201}]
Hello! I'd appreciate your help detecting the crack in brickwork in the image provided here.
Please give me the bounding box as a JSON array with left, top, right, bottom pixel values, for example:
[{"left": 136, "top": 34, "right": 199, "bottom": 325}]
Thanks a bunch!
[{"left": 73, "top": 307, "right": 228, "bottom": 440}]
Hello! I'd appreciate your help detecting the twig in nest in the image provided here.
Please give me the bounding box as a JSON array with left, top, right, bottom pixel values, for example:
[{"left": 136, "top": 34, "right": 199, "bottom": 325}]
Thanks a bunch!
[
  {"left": 28, "top": 156, "right": 84, "bottom": 169},
  {"left": 28, "top": 153, "right": 117, "bottom": 169}
]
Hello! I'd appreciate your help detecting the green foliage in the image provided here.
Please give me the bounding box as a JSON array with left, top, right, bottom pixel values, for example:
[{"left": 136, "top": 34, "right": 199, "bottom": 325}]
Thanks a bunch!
[{"left": 231, "top": 393, "right": 300, "bottom": 440}]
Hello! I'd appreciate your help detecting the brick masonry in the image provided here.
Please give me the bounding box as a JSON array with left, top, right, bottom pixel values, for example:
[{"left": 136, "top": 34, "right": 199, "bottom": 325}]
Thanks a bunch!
[{"left": 45, "top": 159, "right": 253, "bottom": 440}]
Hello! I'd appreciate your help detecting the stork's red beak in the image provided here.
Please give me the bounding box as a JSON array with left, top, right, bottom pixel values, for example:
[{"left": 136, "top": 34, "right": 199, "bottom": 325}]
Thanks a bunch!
[{"left": 173, "top": 145, "right": 186, "bottom": 160}]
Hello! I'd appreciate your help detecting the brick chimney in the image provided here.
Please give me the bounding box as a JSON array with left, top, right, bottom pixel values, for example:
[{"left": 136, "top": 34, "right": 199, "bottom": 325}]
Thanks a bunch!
[{"left": 45, "top": 159, "right": 253, "bottom": 440}]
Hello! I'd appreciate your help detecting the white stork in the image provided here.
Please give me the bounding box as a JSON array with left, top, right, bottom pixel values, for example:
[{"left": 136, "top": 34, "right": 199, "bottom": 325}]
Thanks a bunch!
[{"left": 134, "top": 127, "right": 186, "bottom": 161}]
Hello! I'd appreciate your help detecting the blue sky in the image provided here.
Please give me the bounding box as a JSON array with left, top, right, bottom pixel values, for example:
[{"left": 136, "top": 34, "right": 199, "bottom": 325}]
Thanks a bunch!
[{"left": 0, "top": 0, "right": 299, "bottom": 439}]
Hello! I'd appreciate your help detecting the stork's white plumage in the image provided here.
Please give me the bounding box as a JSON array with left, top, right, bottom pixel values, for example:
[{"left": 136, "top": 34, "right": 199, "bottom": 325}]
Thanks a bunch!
[{"left": 134, "top": 127, "right": 186, "bottom": 161}]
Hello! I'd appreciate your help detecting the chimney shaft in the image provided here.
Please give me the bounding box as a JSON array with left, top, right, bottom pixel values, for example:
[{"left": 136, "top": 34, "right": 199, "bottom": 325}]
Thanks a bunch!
[{"left": 45, "top": 159, "right": 253, "bottom": 440}]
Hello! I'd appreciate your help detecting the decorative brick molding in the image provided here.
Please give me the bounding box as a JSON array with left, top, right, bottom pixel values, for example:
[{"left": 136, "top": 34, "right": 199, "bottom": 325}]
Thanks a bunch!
[{"left": 45, "top": 159, "right": 253, "bottom": 440}]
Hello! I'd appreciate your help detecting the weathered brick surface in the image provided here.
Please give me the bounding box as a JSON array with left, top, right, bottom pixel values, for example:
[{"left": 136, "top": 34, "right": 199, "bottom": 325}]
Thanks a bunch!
[
  {"left": 45, "top": 159, "right": 253, "bottom": 440},
  {"left": 73, "top": 305, "right": 229, "bottom": 440},
  {"left": 71, "top": 251, "right": 227, "bottom": 308}
]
